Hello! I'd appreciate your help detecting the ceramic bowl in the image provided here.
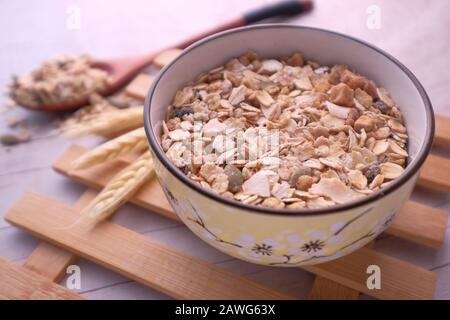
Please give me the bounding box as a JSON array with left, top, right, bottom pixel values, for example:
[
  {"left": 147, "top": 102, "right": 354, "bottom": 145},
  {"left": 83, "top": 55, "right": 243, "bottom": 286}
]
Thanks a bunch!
[{"left": 144, "top": 25, "right": 434, "bottom": 266}]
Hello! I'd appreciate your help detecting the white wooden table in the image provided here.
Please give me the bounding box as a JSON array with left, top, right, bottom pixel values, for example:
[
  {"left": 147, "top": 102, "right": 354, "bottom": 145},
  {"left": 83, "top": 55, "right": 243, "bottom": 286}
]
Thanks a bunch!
[{"left": 1, "top": 0, "right": 449, "bottom": 299}]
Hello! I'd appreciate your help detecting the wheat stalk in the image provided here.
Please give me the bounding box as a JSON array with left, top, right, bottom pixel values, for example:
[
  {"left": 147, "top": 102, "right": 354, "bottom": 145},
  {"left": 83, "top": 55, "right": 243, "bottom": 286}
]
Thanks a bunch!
[
  {"left": 61, "top": 107, "right": 143, "bottom": 138},
  {"left": 71, "top": 127, "right": 148, "bottom": 170},
  {"left": 79, "top": 150, "right": 154, "bottom": 224}
]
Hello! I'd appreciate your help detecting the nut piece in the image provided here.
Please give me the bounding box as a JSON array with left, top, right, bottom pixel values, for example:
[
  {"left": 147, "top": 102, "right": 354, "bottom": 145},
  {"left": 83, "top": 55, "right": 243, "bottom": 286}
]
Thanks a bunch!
[
  {"left": 341, "top": 70, "right": 377, "bottom": 97},
  {"left": 296, "top": 175, "right": 313, "bottom": 191},
  {"left": 329, "top": 83, "right": 354, "bottom": 107},
  {"left": 286, "top": 53, "right": 304, "bottom": 66},
  {"left": 354, "top": 115, "right": 375, "bottom": 132}
]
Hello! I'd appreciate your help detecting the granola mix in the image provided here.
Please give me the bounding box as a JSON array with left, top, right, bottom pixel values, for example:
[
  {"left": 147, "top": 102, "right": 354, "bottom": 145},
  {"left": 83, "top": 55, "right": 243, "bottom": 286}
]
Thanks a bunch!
[
  {"left": 9, "top": 55, "right": 111, "bottom": 109},
  {"left": 160, "top": 51, "right": 408, "bottom": 209}
]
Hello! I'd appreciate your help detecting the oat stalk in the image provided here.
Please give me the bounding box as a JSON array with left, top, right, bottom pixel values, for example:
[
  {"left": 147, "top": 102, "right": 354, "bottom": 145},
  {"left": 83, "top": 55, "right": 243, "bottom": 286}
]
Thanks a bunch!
[
  {"left": 61, "top": 106, "right": 143, "bottom": 138},
  {"left": 71, "top": 127, "right": 148, "bottom": 170},
  {"left": 79, "top": 150, "right": 154, "bottom": 223}
]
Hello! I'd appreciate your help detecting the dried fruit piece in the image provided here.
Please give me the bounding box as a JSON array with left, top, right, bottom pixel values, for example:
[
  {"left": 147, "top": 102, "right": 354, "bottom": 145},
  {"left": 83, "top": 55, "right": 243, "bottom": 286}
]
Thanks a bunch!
[
  {"left": 374, "top": 100, "right": 389, "bottom": 114},
  {"left": 171, "top": 106, "right": 193, "bottom": 119}
]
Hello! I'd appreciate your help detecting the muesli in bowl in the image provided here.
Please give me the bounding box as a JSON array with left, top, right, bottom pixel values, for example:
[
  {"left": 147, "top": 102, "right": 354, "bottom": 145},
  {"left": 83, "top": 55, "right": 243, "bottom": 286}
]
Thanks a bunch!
[
  {"left": 144, "top": 25, "right": 433, "bottom": 266},
  {"left": 160, "top": 51, "right": 408, "bottom": 209}
]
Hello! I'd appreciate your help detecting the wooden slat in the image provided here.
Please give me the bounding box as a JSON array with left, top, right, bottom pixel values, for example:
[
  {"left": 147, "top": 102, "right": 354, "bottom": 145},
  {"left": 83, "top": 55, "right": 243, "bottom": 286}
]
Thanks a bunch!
[
  {"left": 304, "top": 246, "right": 436, "bottom": 300},
  {"left": 124, "top": 74, "right": 154, "bottom": 100},
  {"left": 22, "top": 190, "right": 97, "bottom": 281},
  {"left": 53, "top": 145, "right": 176, "bottom": 220},
  {"left": 308, "top": 242, "right": 375, "bottom": 300},
  {"left": 0, "top": 257, "right": 84, "bottom": 300},
  {"left": 417, "top": 154, "right": 450, "bottom": 192},
  {"left": 5, "top": 193, "right": 292, "bottom": 300},
  {"left": 124, "top": 73, "right": 152, "bottom": 100},
  {"left": 308, "top": 277, "right": 360, "bottom": 300},
  {"left": 53, "top": 144, "right": 448, "bottom": 248},
  {"left": 435, "top": 115, "right": 450, "bottom": 149},
  {"left": 153, "top": 48, "right": 182, "bottom": 69},
  {"left": 389, "top": 201, "right": 448, "bottom": 248}
]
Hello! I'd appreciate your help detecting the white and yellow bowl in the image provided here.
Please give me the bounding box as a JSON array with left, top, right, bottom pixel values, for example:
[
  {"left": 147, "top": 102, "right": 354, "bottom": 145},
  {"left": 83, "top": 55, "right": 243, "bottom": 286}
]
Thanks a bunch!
[{"left": 144, "top": 25, "right": 434, "bottom": 266}]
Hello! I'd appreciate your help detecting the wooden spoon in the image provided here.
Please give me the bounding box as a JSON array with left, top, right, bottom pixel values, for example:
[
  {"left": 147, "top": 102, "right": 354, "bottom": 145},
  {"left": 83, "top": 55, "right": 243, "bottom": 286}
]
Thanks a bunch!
[{"left": 16, "top": 0, "right": 313, "bottom": 112}]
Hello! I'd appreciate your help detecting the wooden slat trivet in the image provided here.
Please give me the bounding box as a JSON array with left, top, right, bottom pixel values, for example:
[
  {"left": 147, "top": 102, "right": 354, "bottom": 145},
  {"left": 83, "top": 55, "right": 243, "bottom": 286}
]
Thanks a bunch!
[
  {"left": 6, "top": 193, "right": 292, "bottom": 300},
  {"left": 5, "top": 193, "right": 437, "bottom": 300},
  {"left": 0, "top": 257, "right": 84, "bottom": 300},
  {"left": 54, "top": 144, "right": 448, "bottom": 249}
]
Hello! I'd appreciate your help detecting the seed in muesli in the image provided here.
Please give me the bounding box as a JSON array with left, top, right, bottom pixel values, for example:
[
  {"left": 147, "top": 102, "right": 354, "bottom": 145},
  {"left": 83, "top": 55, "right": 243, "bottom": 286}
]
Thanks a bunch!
[{"left": 160, "top": 51, "right": 408, "bottom": 209}]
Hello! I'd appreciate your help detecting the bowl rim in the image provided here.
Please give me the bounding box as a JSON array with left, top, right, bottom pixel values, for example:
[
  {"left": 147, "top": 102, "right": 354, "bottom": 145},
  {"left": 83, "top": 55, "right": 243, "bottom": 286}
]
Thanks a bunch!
[{"left": 144, "top": 24, "right": 435, "bottom": 217}]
